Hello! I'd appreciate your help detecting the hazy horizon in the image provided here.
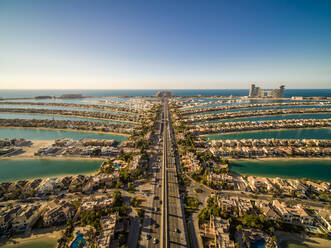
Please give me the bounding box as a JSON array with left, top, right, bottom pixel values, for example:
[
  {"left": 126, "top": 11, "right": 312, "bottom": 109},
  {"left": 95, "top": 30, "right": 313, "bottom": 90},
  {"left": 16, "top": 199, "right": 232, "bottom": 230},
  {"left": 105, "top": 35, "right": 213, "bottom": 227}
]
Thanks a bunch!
[
  {"left": 1, "top": 87, "right": 331, "bottom": 90},
  {"left": 1, "top": 0, "right": 331, "bottom": 89}
]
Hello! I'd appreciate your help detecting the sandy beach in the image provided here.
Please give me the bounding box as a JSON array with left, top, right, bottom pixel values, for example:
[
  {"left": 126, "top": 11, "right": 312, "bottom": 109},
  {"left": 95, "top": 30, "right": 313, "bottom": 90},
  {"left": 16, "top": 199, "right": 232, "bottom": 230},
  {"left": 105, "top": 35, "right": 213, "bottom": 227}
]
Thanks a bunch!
[
  {"left": 231, "top": 157, "right": 331, "bottom": 162},
  {"left": 277, "top": 231, "right": 331, "bottom": 248},
  {"left": 0, "top": 110, "right": 138, "bottom": 124},
  {"left": 1, "top": 229, "right": 62, "bottom": 248},
  {"left": 201, "top": 127, "right": 331, "bottom": 137},
  {"left": 0, "top": 125, "right": 130, "bottom": 136},
  {"left": 0, "top": 140, "right": 106, "bottom": 160}
]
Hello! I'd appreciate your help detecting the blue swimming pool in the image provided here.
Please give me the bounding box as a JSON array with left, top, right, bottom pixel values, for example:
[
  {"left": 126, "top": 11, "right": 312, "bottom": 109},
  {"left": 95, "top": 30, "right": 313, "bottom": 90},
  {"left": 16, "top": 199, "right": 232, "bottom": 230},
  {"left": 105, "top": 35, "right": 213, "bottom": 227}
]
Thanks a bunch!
[
  {"left": 251, "top": 238, "right": 265, "bottom": 248},
  {"left": 70, "top": 231, "right": 86, "bottom": 248}
]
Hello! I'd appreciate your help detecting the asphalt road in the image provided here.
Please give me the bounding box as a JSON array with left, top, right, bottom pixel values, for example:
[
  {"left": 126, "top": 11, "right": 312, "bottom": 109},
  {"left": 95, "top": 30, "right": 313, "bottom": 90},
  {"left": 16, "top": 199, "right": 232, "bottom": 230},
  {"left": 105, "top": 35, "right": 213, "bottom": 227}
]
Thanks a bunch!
[
  {"left": 163, "top": 100, "right": 188, "bottom": 248},
  {"left": 140, "top": 99, "right": 189, "bottom": 248},
  {"left": 140, "top": 111, "right": 163, "bottom": 248}
]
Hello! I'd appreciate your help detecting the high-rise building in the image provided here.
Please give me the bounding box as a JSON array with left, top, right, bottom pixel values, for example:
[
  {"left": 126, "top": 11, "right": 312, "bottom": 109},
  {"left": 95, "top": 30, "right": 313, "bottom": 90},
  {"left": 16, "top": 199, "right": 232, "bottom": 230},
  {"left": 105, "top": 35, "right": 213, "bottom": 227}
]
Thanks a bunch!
[
  {"left": 155, "top": 91, "right": 174, "bottom": 97},
  {"left": 249, "top": 84, "right": 262, "bottom": 98},
  {"left": 272, "top": 85, "right": 285, "bottom": 98},
  {"left": 249, "top": 84, "right": 256, "bottom": 98},
  {"left": 248, "top": 84, "right": 285, "bottom": 98}
]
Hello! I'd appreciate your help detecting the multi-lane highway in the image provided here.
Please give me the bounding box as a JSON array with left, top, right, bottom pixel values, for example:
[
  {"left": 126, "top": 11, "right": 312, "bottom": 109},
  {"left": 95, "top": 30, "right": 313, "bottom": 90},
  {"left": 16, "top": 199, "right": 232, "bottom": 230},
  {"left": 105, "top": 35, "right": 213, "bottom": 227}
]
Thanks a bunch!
[
  {"left": 161, "top": 99, "right": 188, "bottom": 248},
  {"left": 140, "top": 99, "right": 188, "bottom": 248}
]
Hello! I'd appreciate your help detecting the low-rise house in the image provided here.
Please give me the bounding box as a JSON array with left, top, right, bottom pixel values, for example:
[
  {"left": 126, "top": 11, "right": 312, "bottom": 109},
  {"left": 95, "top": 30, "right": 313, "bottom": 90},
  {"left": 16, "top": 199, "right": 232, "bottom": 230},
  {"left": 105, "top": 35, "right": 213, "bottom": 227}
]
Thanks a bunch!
[
  {"left": 259, "top": 202, "right": 280, "bottom": 220},
  {"left": 305, "top": 181, "right": 330, "bottom": 192},
  {"left": 43, "top": 200, "right": 76, "bottom": 226},
  {"left": 204, "top": 215, "right": 235, "bottom": 248},
  {"left": 37, "top": 178, "right": 58, "bottom": 194},
  {"left": 247, "top": 176, "right": 274, "bottom": 192},
  {"left": 69, "top": 175, "right": 88, "bottom": 191},
  {"left": 11, "top": 204, "right": 42, "bottom": 232},
  {"left": 97, "top": 214, "right": 118, "bottom": 248},
  {"left": 25, "top": 179, "right": 42, "bottom": 191},
  {"left": 0, "top": 206, "right": 22, "bottom": 233},
  {"left": 207, "top": 173, "right": 235, "bottom": 189},
  {"left": 131, "top": 155, "right": 148, "bottom": 170},
  {"left": 315, "top": 210, "right": 331, "bottom": 233},
  {"left": 182, "top": 152, "right": 200, "bottom": 173},
  {"left": 83, "top": 173, "right": 118, "bottom": 192},
  {"left": 217, "top": 195, "right": 253, "bottom": 217},
  {"left": 80, "top": 196, "right": 113, "bottom": 213},
  {"left": 272, "top": 200, "right": 314, "bottom": 225}
]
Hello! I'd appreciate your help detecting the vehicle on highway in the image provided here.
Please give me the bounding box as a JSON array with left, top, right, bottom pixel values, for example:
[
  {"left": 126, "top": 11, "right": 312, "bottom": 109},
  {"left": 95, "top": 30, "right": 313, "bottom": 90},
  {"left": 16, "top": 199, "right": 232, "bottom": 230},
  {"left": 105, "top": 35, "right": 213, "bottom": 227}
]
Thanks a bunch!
[
  {"left": 153, "top": 238, "right": 159, "bottom": 244},
  {"left": 146, "top": 234, "right": 151, "bottom": 240},
  {"left": 175, "top": 228, "right": 181, "bottom": 233}
]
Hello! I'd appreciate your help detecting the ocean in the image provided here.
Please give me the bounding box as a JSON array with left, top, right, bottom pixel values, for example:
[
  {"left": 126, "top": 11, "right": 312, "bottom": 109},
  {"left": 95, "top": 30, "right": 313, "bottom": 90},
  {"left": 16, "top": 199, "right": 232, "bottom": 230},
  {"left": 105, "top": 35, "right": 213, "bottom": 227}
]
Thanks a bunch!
[
  {"left": 0, "top": 89, "right": 330, "bottom": 98},
  {"left": 230, "top": 159, "right": 331, "bottom": 182}
]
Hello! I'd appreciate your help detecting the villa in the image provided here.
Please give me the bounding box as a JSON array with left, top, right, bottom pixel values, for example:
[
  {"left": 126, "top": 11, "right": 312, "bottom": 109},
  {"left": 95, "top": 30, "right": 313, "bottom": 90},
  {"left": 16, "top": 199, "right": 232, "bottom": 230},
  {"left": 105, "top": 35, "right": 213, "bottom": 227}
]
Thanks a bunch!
[
  {"left": 11, "top": 204, "right": 42, "bottom": 233},
  {"left": 80, "top": 196, "right": 113, "bottom": 213},
  {"left": 202, "top": 215, "right": 235, "bottom": 248},
  {"left": 272, "top": 200, "right": 314, "bottom": 226},
  {"left": 97, "top": 214, "right": 118, "bottom": 248},
  {"left": 43, "top": 200, "right": 76, "bottom": 226}
]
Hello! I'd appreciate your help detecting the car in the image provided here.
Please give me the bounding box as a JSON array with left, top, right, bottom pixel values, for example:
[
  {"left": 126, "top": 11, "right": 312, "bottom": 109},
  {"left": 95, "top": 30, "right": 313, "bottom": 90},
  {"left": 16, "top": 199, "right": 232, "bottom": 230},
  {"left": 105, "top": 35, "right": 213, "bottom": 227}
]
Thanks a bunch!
[
  {"left": 146, "top": 234, "right": 151, "bottom": 240},
  {"left": 153, "top": 238, "right": 159, "bottom": 244},
  {"left": 175, "top": 228, "right": 180, "bottom": 233}
]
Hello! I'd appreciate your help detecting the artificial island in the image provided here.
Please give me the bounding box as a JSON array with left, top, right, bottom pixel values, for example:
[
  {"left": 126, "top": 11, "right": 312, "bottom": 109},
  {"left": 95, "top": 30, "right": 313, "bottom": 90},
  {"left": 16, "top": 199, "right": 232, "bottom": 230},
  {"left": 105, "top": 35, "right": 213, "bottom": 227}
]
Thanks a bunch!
[{"left": 0, "top": 87, "right": 330, "bottom": 248}]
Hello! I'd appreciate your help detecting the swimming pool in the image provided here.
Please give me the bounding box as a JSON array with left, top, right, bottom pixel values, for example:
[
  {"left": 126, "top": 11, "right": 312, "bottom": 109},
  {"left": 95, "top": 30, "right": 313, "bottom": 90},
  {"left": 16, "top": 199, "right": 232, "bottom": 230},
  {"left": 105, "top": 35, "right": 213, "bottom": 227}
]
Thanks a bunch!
[{"left": 70, "top": 231, "right": 86, "bottom": 248}]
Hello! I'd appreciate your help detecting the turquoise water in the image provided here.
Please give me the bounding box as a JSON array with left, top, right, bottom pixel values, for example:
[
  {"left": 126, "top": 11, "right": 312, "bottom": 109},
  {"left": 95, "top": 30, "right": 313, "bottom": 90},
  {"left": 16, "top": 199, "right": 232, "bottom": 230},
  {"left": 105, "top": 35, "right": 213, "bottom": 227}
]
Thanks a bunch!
[
  {"left": 0, "top": 104, "right": 137, "bottom": 115},
  {"left": 3, "top": 98, "right": 140, "bottom": 109},
  {"left": 204, "top": 128, "right": 331, "bottom": 140},
  {"left": 0, "top": 127, "right": 127, "bottom": 142},
  {"left": 2, "top": 89, "right": 330, "bottom": 98},
  {"left": 251, "top": 239, "right": 265, "bottom": 248},
  {"left": 0, "top": 112, "right": 135, "bottom": 125},
  {"left": 230, "top": 159, "right": 331, "bottom": 181},
  {"left": 2, "top": 239, "right": 57, "bottom": 248},
  {"left": 0, "top": 159, "right": 101, "bottom": 182},
  {"left": 187, "top": 99, "right": 321, "bottom": 109},
  {"left": 70, "top": 232, "right": 87, "bottom": 248},
  {"left": 198, "top": 113, "right": 331, "bottom": 124},
  {"left": 190, "top": 105, "right": 331, "bottom": 115}
]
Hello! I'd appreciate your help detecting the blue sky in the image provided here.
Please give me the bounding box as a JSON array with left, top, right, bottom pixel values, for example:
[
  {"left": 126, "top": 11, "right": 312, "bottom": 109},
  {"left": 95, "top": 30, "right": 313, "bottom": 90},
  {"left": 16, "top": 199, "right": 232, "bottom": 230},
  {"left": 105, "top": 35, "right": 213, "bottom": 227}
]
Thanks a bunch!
[{"left": 0, "top": 0, "right": 330, "bottom": 89}]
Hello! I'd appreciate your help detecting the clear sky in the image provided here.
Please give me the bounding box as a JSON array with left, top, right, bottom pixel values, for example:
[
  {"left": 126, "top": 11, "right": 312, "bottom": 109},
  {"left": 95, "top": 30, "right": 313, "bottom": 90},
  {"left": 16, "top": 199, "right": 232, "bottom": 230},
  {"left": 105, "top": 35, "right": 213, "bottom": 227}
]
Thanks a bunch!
[{"left": 0, "top": 0, "right": 330, "bottom": 89}]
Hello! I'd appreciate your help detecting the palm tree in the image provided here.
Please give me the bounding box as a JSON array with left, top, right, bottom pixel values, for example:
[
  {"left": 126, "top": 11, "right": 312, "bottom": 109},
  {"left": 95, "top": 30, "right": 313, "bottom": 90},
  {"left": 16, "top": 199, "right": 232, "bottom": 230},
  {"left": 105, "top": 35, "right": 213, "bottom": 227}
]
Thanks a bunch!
[{"left": 78, "top": 240, "right": 84, "bottom": 248}]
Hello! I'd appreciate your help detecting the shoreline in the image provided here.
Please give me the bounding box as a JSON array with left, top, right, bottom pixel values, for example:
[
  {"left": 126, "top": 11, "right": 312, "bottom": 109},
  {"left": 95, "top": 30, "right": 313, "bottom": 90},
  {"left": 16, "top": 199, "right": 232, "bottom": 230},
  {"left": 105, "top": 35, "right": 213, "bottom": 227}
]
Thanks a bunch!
[
  {"left": 229, "top": 158, "right": 331, "bottom": 182},
  {"left": 1, "top": 229, "right": 62, "bottom": 248},
  {"left": 0, "top": 158, "right": 102, "bottom": 183},
  {"left": 0, "top": 100, "right": 142, "bottom": 115},
  {"left": 0, "top": 126, "right": 129, "bottom": 137},
  {"left": 0, "top": 156, "right": 106, "bottom": 161},
  {"left": 201, "top": 126, "right": 331, "bottom": 137},
  {"left": 194, "top": 111, "right": 331, "bottom": 124},
  {"left": 230, "top": 157, "right": 331, "bottom": 162},
  {"left": 0, "top": 111, "right": 138, "bottom": 124},
  {"left": 0, "top": 140, "right": 109, "bottom": 160},
  {"left": 276, "top": 231, "right": 331, "bottom": 248},
  {"left": 186, "top": 103, "right": 331, "bottom": 115}
]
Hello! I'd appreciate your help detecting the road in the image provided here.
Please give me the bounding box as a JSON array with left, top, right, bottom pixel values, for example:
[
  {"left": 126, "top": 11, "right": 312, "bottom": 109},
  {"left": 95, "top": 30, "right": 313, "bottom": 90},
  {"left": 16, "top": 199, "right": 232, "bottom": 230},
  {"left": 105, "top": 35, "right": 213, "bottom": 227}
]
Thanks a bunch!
[
  {"left": 162, "top": 99, "right": 188, "bottom": 248},
  {"left": 139, "top": 107, "right": 163, "bottom": 248}
]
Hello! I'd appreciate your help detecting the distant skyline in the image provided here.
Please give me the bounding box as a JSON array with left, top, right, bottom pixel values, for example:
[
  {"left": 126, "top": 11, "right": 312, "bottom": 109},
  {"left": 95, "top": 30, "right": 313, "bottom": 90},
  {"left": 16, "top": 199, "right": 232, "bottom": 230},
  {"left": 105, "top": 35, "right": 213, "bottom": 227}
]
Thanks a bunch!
[{"left": 0, "top": 0, "right": 331, "bottom": 89}]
